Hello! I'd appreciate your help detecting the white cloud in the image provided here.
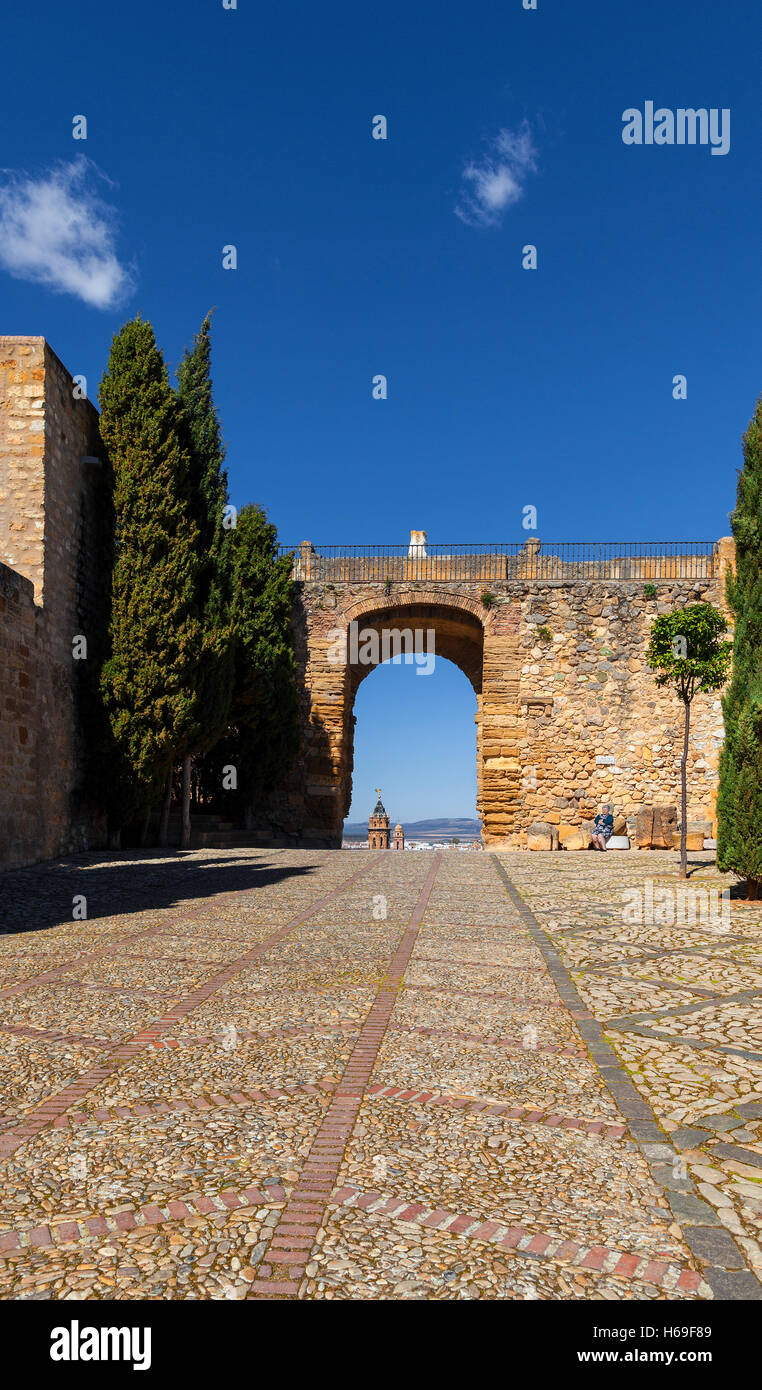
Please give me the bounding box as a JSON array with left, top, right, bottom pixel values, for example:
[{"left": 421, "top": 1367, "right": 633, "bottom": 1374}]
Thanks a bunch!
[
  {"left": 0, "top": 157, "right": 134, "bottom": 309},
  {"left": 455, "top": 122, "right": 538, "bottom": 228}
]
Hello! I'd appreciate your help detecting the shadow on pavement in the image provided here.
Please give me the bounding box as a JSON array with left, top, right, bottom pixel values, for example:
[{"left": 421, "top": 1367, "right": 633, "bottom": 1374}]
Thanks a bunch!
[{"left": 0, "top": 850, "right": 321, "bottom": 936}]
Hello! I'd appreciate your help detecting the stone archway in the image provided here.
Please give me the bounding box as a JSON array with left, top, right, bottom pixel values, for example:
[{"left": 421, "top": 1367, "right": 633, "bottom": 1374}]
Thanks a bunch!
[
  {"left": 255, "top": 544, "right": 735, "bottom": 852},
  {"left": 294, "top": 587, "right": 522, "bottom": 846}
]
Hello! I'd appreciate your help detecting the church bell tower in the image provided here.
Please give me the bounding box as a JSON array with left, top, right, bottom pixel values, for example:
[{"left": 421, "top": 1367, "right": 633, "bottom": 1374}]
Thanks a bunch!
[{"left": 368, "top": 790, "right": 390, "bottom": 850}]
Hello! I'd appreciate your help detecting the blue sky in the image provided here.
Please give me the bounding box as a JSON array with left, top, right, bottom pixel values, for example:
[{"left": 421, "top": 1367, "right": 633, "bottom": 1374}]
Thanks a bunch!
[{"left": 2, "top": 0, "right": 760, "bottom": 822}]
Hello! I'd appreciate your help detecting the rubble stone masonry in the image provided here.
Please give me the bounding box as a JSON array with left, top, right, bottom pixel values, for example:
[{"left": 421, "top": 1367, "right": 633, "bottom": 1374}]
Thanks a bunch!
[{"left": 272, "top": 543, "right": 736, "bottom": 849}]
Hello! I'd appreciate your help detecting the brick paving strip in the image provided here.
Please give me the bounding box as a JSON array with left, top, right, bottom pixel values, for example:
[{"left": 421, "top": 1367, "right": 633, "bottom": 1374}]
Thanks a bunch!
[
  {"left": 0, "top": 1023, "right": 120, "bottom": 1049},
  {"left": 0, "top": 899, "right": 243, "bottom": 1004},
  {"left": 387, "top": 1024, "right": 586, "bottom": 1058},
  {"left": 407, "top": 956, "right": 548, "bottom": 972},
  {"left": 492, "top": 856, "right": 762, "bottom": 1301},
  {"left": 1, "top": 980, "right": 181, "bottom": 1005},
  {"left": 23, "top": 1078, "right": 623, "bottom": 1142},
  {"left": 0, "top": 1170, "right": 702, "bottom": 1297},
  {"left": 0, "top": 1080, "right": 336, "bottom": 1144},
  {"left": 0, "top": 1182, "right": 289, "bottom": 1253},
  {"left": 366, "top": 1084, "right": 627, "bottom": 1138},
  {"left": 247, "top": 853, "right": 443, "bottom": 1299},
  {"left": 403, "top": 984, "right": 569, "bottom": 1008},
  {"left": 0, "top": 858, "right": 382, "bottom": 1163},
  {"left": 327, "top": 1184, "right": 707, "bottom": 1294},
  {"left": 0, "top": 1020, "right": 362, "bottom": 1055},
  {"left": 0, "top": 1082, "right": 630, "bottom": 1255}
]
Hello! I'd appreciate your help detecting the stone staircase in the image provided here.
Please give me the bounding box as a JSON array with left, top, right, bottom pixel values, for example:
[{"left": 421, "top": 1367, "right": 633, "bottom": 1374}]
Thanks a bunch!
[{"left": 156, "top": 812, "right": 255, "bottom": 850}]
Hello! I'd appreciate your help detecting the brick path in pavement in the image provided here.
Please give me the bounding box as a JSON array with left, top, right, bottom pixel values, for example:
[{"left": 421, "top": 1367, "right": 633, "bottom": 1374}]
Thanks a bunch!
[{"left": 0, "top": 845, "right": 760, "bottom": 1300}]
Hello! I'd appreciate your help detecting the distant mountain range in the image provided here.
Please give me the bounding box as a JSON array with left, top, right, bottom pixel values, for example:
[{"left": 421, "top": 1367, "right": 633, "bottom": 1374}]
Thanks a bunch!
[{"left": 343, "top": 817, "right": 481, "bottom": 841}]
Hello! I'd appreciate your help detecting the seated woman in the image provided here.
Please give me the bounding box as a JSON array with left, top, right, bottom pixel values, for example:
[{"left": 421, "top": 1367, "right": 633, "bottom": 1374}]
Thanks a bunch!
[{"left": 592, "top": 805, "right": 614, "bottom": 850}]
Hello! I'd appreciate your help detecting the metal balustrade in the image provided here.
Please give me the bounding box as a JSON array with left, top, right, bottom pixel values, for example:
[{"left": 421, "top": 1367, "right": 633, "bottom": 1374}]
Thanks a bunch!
[{"left": 279, "top": 541, "right": 718, "bottom": 584}]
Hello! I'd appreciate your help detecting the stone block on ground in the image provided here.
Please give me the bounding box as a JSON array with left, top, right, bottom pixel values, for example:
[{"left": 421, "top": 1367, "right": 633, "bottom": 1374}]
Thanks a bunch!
[
  {"left": 562, "top": 832, "right": 589, "bottom": 851},
  {"left": 559, "top": 822, "right": 593, "bottom": 851},
  {"left": 636, "top": 805, "right": 678, "bottom": 848},
  {"left": 672, "top": 833, "right": 703, "bottom": 852},
  {"left": 527, "top": 821, "right": 559, "bottom": 851},
  {"left": 651, "top": 805, "right": 677, "bottom": 848},
  {"left": 607, "top": 836, "right": 630, "bottom": 850},
  {"left": 671, "top": 823, "right": 709, "bottom": 852},
  {"left": 635, "top": 807, "right": 654, "bottom": 848}
]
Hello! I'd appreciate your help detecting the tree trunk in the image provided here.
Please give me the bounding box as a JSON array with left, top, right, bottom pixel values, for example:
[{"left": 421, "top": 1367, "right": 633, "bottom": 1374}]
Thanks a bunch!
[
  {"left": 107, "top": 825, "right": 121, "bottom": 851},
  {"left": 181, "top": 754, "right": 192, "bottom": 850},
  {"left": 139, "top": 808, "right": 151, "bottom": 848},
  {"left": 680, "top": 698, "right": 690, "bottom": 880},
  {"left": 158, "top": 769, "right": 173, "bottom": 848},
  {"left": 747, "top": 879, "right": 760, "bottom": 901}
]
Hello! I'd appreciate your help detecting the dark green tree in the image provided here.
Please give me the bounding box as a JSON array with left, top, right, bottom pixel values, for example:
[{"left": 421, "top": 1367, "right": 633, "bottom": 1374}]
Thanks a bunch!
[
  {"left": 98, "top": 317, "right": 204, "bottom": 842},
  {"left": 717, "top": 395, "right": 762, "bottom": 900},
  {"left": 646, "top": 603, "right": 732, "bottom": 879},
  {"left": 174, "top": 312, "right": 235, "bottom": 847},
  {"left": 200, "top": 505, "right": 299, "bottom": 825}
]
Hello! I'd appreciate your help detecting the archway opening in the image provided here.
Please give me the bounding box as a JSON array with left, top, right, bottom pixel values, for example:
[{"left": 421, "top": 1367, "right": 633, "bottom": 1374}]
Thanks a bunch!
[{"left": 344, "top": 649, "right": 481, "bottom": 845}]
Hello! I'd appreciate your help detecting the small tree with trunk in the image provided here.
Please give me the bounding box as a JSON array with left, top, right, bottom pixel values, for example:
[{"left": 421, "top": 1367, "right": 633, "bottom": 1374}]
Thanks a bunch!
[
  {"left": 646, "top": 604, "right": 732, "bottom": 879},
  {"left": 717, "top": 392, "right": 762, "bottom": 900}
]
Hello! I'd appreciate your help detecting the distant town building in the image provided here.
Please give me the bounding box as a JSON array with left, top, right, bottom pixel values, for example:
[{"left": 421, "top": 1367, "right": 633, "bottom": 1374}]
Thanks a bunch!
[
  {"left": 368, "top": 790, "right": 390, "bottom": 850},
  {"left": 393, "top": 823, "right": 405, "bottom": 851}
]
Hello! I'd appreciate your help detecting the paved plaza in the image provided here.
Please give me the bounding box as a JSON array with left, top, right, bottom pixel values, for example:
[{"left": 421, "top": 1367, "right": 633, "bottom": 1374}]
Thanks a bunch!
[{"left": 0, "top": 847, "right": 761, "bottom": 1300}]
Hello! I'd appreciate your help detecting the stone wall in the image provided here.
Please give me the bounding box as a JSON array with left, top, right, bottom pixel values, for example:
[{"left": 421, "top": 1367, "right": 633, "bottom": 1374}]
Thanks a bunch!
[
  {"left": 0, "top": 332, "right": 738, "bottom": 864},
  {"left": 507, "top": 576, "right": 728, "bottom": 845},
  {"left": 0, "top": 337, "right": 108, "bottom": 869},
  {"left": 269, "top": 551, "right": 735, "bottom": 849},
  {"left": 0, "top": 562, "right": 39, "bottom": 866}
]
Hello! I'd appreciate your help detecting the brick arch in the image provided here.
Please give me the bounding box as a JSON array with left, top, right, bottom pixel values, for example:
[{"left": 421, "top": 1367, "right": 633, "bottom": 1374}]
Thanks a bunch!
[
  {"left": 342, "top": 588, "right": 486, "bottom": 628},
  {"left": 291, "top": 584, "right": 520, "bottom": 849},
  {"left": 341, "top": 596, "right": 485, "bottom": 697},
  {"left": 323, "top": 595, "right": 487, "bottom": 835}
]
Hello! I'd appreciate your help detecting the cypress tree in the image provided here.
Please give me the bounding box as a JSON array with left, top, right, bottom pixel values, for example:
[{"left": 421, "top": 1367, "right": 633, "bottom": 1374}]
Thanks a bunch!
[
  {"left": 98, "top": 317, "right": 204, "bottom": 841},
  {"left": 717, "top": 394, "right": 762, "bottom": 899},
  {"left": 201, "top": 505, "right": 299, "bottom": 825},
  {"left": 175, "top": 312, "right": 235, "bottom": 847}
]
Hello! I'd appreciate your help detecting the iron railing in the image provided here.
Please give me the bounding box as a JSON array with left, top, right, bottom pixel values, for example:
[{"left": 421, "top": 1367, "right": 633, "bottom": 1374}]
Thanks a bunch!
[{"left": 280, "top": 541, "right": 719, "bottom": 584}]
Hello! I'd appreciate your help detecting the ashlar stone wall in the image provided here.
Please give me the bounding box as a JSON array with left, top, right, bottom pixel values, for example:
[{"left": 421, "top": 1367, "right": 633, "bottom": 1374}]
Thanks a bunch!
[{"left": 0, "top": 337, "right": 108, "bottom": 869}]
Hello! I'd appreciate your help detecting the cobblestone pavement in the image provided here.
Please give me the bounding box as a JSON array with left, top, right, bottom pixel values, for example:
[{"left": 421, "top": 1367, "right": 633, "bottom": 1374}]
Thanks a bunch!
[{"left": 0, "top": 846, "right": 759, "bottom": 1301}]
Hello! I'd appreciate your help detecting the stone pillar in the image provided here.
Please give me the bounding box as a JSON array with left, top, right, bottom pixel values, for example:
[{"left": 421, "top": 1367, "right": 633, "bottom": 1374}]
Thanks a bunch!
[
  {"left": 478, "top": 603, "right": 522, "bottom": 847},
  {"left": 714, "top": 536, "right": 736, "bottom": 616},
  {"left": 299, "top": 608, "right": 351, "bottom": 843}
]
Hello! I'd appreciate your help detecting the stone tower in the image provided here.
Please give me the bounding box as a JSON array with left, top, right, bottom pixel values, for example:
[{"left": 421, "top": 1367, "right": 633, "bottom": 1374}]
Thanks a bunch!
[
  {"left": 368, "top": 790, "right": 390, "bottom": 850},
  {"left": 0, "top": 337, "right": 109, "bottom": 869},
  {"left": 393, "top": 822, "right": 405, "bottom": 850}
]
